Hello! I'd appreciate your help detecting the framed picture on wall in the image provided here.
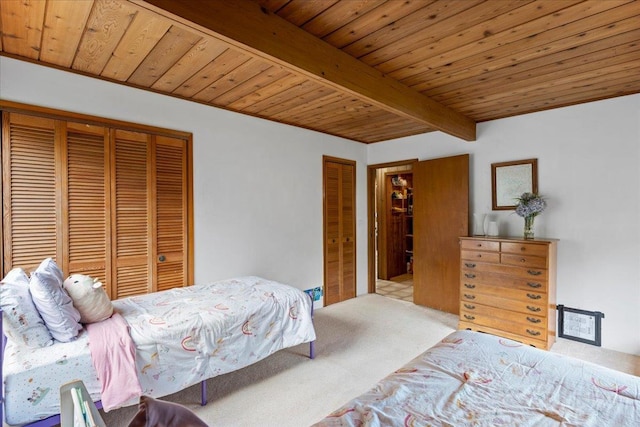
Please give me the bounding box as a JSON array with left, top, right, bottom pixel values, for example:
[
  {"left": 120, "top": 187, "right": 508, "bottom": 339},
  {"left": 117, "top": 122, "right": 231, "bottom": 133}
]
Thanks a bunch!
[
  {"left": 491, "top": 158, "right": 538, "bottom": 210},
  {"left": 557, "top": 305, "right": 604, "bottom": 346}
]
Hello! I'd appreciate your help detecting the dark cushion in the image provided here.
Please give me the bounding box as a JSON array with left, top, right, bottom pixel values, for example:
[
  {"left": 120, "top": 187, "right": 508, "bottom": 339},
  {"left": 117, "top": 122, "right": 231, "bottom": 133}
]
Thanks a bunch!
[{"left": 127, "top": 395, "right": 208, "bottom": 427}]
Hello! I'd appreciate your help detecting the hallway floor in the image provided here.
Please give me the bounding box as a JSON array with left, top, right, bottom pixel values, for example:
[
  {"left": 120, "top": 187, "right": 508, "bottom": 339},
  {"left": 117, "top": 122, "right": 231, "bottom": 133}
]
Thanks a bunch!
[{"left": 376, "top": 274, "right": 413, "bottom": 302}]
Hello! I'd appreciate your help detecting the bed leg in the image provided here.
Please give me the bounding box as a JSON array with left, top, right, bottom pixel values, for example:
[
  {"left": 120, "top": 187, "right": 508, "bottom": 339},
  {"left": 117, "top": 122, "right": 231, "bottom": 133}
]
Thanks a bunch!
[
  {"left": 309, "top": 341, "right": 315, "bottom": 359},
  {"left": 200, "top": 380, "right": 207, "bottom": 406}
]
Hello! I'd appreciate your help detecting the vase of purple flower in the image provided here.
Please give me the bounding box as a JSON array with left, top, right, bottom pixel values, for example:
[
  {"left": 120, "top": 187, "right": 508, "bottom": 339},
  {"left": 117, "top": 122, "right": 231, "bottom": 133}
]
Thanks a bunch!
[{"left": 515, "top": 192, "right": 546, "bottom": 239}]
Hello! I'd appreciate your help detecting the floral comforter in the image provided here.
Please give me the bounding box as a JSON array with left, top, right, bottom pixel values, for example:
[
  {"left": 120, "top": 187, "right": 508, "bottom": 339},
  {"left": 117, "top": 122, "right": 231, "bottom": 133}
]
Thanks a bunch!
[
  {"left": 3, "top": 276, "right": 315, "bottom": 425},
  {"left": 314, "top": 329, "right": 639, "bottom": 426}
]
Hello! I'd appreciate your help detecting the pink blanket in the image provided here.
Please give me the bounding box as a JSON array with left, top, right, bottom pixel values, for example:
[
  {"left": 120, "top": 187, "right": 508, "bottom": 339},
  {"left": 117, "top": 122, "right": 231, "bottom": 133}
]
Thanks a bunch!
[{"left": 86, "top": 312, "right": 142, "bottom": 411}]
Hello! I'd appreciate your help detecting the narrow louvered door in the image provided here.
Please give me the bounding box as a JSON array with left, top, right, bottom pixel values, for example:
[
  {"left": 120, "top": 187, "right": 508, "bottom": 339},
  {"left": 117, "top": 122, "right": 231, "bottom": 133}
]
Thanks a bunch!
[
  {"left": 112, "top": 130, "right": 152, "bottom": 298},
  {"left": 64, "top": 122, "right": 110, "bottom": 288},
  {"left": 2, "top": 113, "right": 58, "bottom": 274},
  {"left": 154, "top": 135, "right": 188, "bottom": 291},
  {"left": 323, "top": 156, "right": 356, "bottom": 306}
]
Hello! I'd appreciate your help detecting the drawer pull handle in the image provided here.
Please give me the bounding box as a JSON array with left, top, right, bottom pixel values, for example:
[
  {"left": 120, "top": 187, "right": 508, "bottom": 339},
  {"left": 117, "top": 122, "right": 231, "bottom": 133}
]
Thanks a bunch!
[
  {"left": 464, "top": 314, "right": 475, "bottom": 320},
  {"left": 526, "top": 329, "right": 541, "bottom": 336},
  {"left": 527, "top": 293, "right": 541, "bottom": 300},
  {"left": 464, "top": 283, "right": 475, "bottom": 289},
  {"left": 465, "top": 263, "right": 476, "bottom": 268},
  {"left": 464, "top": 273, "right": 476, "bottom": 279},
  {"left": 527, "top": 317, "right": 541, "bottom": 323},
  {"left": 464, "top": 294, "right": 475, "bottom": 300},
  {"left": 527, "top": 305, "right": 541, "bottom": 312},
  {"left": 527, "top": 282, "right": 542, "bottom": 288},
  {"left": 527, "top": 270, "right": 542, "bottom": 276},
  {"left": 464, "top": 304, "right": 475, "bottom": 310},
  {"left": 520, "top": 258, "right": 526, "bottom": 263}
]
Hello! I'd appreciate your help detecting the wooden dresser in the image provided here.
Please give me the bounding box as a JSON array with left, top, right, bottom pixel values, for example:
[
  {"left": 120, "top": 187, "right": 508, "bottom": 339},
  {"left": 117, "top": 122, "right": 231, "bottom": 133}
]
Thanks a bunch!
[{"left": 458, "top": 236, "right": 558, "bottom": 349}]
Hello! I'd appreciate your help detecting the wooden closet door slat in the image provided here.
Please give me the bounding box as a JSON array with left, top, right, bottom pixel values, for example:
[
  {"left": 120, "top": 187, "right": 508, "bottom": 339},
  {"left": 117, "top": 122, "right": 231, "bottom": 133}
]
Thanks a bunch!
[
  {"left": 66, "top": 127, "right": 109, "bottom": 285},
  {"left": 155, "top": 135, "right": 188, "bottom": 291},
  {"left": 3, "top": 113, "right": 58, "bottom": 274},
  {"left": 113, "top": 130, "right": 151, "bottom": 298}
]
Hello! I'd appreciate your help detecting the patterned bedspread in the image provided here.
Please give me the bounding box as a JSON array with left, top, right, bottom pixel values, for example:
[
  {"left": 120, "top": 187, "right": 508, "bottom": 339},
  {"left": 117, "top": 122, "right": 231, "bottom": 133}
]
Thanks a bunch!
[
  {"left": 3, "top": 276, "right": 315, "bottom": 425},
  {"left": 313, "top": 329, "right": 639, "bottom": 427}
]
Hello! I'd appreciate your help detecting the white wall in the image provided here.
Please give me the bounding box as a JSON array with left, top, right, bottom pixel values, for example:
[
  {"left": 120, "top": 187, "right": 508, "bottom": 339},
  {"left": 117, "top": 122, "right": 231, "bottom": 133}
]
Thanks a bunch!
[
  {"left": 0, "top": 57, "right": 369, "bottom": 299},
  {"left": 3, "top": 57, "right": 638, "bottom": 355},
  {"left": 368, "top": 94, "right": 640, "bottom": 355}
]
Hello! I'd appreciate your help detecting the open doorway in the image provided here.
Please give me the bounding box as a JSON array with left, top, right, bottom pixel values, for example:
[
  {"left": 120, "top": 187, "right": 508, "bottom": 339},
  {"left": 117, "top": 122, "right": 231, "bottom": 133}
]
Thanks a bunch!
[{"left": 368, "top": 160, "right": 417, "bottom": 303}]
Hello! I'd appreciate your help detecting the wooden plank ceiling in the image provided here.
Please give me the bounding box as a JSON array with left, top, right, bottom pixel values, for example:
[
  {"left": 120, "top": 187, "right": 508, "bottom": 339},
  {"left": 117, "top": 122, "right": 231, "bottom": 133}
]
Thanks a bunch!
[{"left": 1, "top": 0, "right": 639, "bottom": 144}]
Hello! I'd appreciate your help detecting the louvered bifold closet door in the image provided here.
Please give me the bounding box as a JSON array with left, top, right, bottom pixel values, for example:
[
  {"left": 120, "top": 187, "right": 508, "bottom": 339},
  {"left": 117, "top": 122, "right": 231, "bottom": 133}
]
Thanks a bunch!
[
  {"left": 112, "top": 130, "right": 152, "bottom": 299},
  {"left": 65, "top": 122, "right": 110, "bottom": 289},
  {"left": 154, "top": 135, "right": 188, "bottom": 292},
  {"left": 324, "top": 161, "right": 341, "bottom": 305},
  {"left": 340, "top": 163, "right": 356, "bottom": 300},
  {"left": 2, "top": 113, "right": 58, "bottom": 274}
]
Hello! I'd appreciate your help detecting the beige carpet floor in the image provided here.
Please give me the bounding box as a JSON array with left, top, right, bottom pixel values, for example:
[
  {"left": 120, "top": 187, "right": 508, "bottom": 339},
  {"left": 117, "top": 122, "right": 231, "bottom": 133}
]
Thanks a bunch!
[{"left": 97, "top": 294, "right": 639, "bottom": 426}]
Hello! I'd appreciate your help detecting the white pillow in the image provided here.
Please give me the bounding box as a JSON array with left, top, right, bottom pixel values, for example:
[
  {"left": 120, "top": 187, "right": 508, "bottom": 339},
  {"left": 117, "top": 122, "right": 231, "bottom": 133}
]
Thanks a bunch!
[
  {"left": 0, "top": 268, "right": 53, "bottom": 348},
  {"left": 29, "top": 258, "right": 82, "bottom": 342}
]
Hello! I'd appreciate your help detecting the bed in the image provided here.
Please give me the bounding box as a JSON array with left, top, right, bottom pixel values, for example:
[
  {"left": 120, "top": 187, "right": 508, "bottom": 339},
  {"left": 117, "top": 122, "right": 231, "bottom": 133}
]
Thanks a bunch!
[
  {"left": 2, "top": 276, "right": 316, "bottom": 426},
  {"left": 313, "top": 329, "right": 639, "bottom": 426}
]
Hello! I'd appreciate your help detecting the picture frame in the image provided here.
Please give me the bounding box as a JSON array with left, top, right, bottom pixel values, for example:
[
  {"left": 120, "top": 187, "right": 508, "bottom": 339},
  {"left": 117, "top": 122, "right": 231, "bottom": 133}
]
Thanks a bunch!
[
  {"left": 557, "top": 305, "right": 604, "bottom": 347},
  {"left": 491, "top": 158, "right": 538, "bottom": 210}
]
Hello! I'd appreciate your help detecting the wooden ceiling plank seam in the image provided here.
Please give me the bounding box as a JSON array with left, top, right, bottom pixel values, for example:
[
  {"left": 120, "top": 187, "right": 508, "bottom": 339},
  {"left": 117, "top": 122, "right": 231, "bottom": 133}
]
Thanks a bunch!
[
  {"left": 239, "top": 76, "right": 319, "bottom": 113},
  {"left": 258, "top": 0, "right": 292, "bottom": 14},
  {"left": 72, "top": 0, "right": 138, "bottom": 75},
  {"left": 151, "top": 37, "right": 229, "bottom": 92},
  {"left": 419, "top": 28, "right": 640, "bottom": 98},
  {"left": 354, "top": 0, "right": 532, "bottom": 65},
  {"left": 274, "top": 0, "right": 340, "bottom": 27},
  {"left": 470, "top": 75, "right": 640, "bottom": 122},
  {"left": 171, "top": 48, "right": 252, "bottom": 98},
  {"left": 320, "top": 0, "right": 438, "bottom": 50},
  {"left": 452, "top": 63, "right": 640, "bottom": 113},
  {"left": 443, "top": 51, "right": 640, "bottom": 107},
  {"left": 134, "top": 0, "right": 476, "bottom": 141},
  {"left": 210, "top": 65, "right": 290, "bottom": 106},
  {"left": 270, "top": 92, "right": 349, "bottom": 121},
  {"left": 243, "top": 80, "right": 332, "bottom": 115},
  {"left": 193, "top": 56, "right": 273, "bottom": 103},
  {"left": 344, "top": 118, "right": 432, "bottom": 142},
  {"left": 320, "top": 109, "right": 408, "bottom": 134},
  {"left": 404, "top": 2, "right": 639, "bottom": 92},
  {"left": 101, "top": 5, "right": 173, "bottom": 81},
  {"left": 40, "top": 0, "right": 95, "bottom": 67},
  {"left": 379, "top": 0, "right": 598, "bottom": 77},
  {"left": 0, "top": 0, "right": 46, "bottom": 59},
  {"left": 392, "top": 0, "right": 638, "bottom": 84},
  {"left": 127, "top": 24, "right": 202, "bottom": 87},
  {"left": 434, "top": 42, "right": 640, "bottom": 106},
  {"left": 291, "top": 99, "right": 379, "bottom": 127},
  {"left": 226, "top": 70, "right": 299, "bottom": 111},
  {"left": 300, "top": 0, "right": 388, "bottom": 41},
  {"left": 311, "top": 104, "right": 383, "bottom": 129}
]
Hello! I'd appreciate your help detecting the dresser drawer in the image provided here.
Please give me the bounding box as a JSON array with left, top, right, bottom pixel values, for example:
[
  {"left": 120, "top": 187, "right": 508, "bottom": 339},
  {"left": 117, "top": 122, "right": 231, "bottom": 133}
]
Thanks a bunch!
[
  {"left": 461, "top": 239, "right": 499, "bottom": 252},
  {"left": 463, "top": 261, "right": 547, "bottom": 280},
  {"left": 460, "top": 269, "right": 547, "bottom": 292},
  {"left": 501, "top": 253, "right": 548, "bottom": 269},
  {"left": 461, "top": 250, "right": 500, "bottom": 263},
  {"left": 501, "top": 242, "right": 549, "bottom": 257},
  {"left": 458, "top": 309, "right": 546, "bottom": 339},
  {"left": 460, "top": 283, "right": 546, "bottom": 305},
  {"left": 460, "top": 293, "right": 546, "bottom": 316},
  {"left": 460, "top": 303, "right": 546, "bottom": 328}
]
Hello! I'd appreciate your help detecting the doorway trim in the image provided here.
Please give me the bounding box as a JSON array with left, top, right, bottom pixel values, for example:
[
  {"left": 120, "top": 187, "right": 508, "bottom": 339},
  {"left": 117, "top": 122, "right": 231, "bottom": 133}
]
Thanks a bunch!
[{"left": 367, "top": 159, "right": 418, "bottom": 294}]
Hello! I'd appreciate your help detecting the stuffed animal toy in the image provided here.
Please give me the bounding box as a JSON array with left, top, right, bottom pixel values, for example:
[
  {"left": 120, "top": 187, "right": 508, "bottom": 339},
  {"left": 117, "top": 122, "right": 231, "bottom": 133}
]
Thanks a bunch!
[{"left": 62, "top": 274, "right": 113, "bottom": 324}]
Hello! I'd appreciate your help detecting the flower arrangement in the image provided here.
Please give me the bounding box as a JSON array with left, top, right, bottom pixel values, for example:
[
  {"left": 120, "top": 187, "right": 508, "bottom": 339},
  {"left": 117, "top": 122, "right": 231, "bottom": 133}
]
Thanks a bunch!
[{"left": 515, "top": 192, "right": 546, "bottom": 239}]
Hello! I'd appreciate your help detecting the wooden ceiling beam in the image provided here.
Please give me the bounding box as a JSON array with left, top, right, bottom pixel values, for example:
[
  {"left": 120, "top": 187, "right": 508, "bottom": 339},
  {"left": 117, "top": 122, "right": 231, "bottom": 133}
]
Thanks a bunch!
[{"left": 134, "top": 0, "right": 476, "bottom": 142}]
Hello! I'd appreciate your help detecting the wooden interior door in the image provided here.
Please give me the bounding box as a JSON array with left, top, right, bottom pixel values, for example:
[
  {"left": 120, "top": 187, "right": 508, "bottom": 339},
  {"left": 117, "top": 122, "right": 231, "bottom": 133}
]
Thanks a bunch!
[
  {"left": 323, "top": 156, "right": 356, "bottom": 306},
  {"left": 413, "top": 154, "right": 469, "bottom": 313}
]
